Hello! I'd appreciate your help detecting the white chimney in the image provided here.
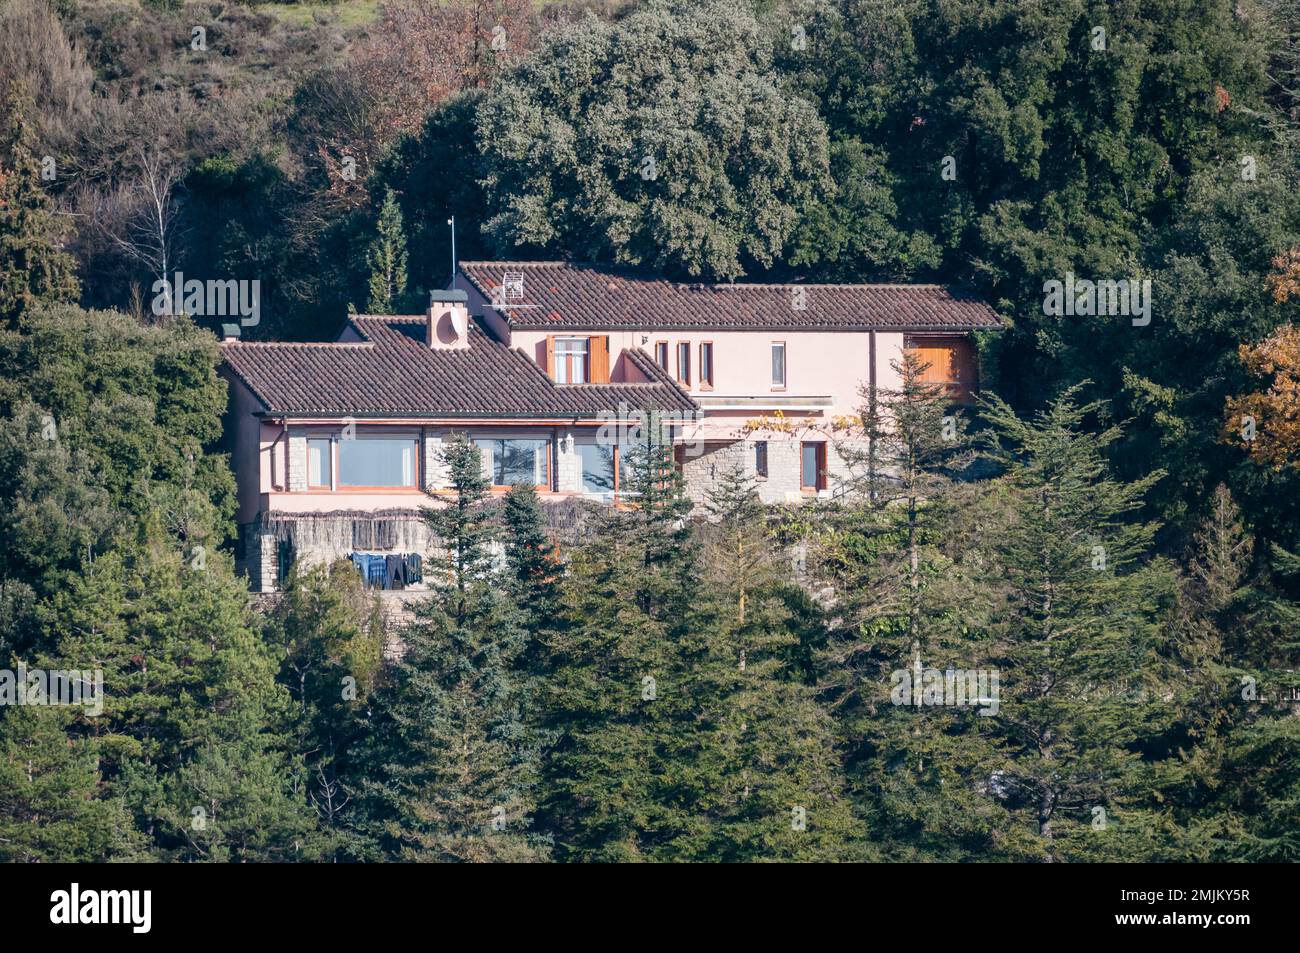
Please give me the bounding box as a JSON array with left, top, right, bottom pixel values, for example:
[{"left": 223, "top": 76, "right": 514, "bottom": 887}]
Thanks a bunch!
[{"left": 427, "top": 290, "right": 470, "bottom": 350}]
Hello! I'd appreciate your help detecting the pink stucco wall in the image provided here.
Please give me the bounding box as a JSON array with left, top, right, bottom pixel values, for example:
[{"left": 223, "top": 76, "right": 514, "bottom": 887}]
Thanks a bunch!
[
  {"left": 510, "top": 327, "right": 907, "bottom": 421},
  {"left": 222, "top": 365, "right": 271, "bottom": 526},
  {"left": 449, "top": 270, "right": 912, "bottom": 422}
]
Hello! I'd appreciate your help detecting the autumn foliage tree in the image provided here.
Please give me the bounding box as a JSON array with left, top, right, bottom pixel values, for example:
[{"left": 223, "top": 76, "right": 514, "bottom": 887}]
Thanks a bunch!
[{"left": 1225, "top": 324, "right": 1300, "bottom": 471}]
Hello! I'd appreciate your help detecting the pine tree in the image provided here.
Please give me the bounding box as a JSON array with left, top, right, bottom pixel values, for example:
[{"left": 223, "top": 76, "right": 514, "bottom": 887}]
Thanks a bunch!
[
  {"left": 502, "top": 482, "right": 561, "bottom": 634},
  {"left": 0, "top": 87, "right": 79, "bottom": 327},
  {"left": 352, "top": 435, "right": 548, "bottom": 861},
  {"left": 541, "top": 426, "right": 858, "bottom": 860},
  {"left": 815, "top": 352, "right": 986, "bottom": 859},
  {"left": 269, "top": 559, "right": 385, "bottom": 858},
  {"left": 365, "top": 188, "right": 408, "bottom": 313},
  {"left": 44, "top": 521, "right": 321, "bottom": 861},
  {"left": 0, "top": 706, "right": 143, "bottom": 862},
  {"left": 538, "top": 417, "right": 704, "bottom": 860},
  {"left": 1167, "top": 486, "right": 1300, "bottom": 860},
  {"left": 692, "top": 465, "right": 860, "bottom": 860},
  {"left": 826, "top": 350, "right": 977, "bottom": 675}
]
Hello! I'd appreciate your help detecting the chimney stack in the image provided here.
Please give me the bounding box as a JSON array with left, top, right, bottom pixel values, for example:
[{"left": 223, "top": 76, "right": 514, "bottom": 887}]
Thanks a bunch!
[{"left": 427, "top": 290, "right": 470, "bottom": 350}]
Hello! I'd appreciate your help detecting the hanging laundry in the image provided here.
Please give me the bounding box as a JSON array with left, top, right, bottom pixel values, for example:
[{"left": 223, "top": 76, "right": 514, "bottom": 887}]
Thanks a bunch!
[
  {"left": 404, "top": 553, "right": 422, "bottom": 585},
  {"left": 385, "top": 554, "right": 404, "bottom": 590}
]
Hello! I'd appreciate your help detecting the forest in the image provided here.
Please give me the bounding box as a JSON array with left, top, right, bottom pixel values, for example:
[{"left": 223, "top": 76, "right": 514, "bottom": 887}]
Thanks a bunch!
[{"left": 1, "top": 0, "right": 1299, "bottom": 862}]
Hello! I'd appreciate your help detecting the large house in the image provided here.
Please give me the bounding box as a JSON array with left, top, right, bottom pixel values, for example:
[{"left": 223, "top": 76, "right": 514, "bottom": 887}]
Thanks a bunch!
[{"left": 220, "top": 261, "right": 1002, "bottom": 591}]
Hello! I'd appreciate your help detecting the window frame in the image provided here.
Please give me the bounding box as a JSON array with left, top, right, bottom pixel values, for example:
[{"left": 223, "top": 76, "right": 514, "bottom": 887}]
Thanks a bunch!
[
  {"left": 474, "top": 436, "right": 554, "bottom": 491},
  {"left": 800, "top": 440, "right": 826, "bottom": 492},
  {"left": 676, "top": 341, "right": 691, "bottom": 386},
  {"left": 335, "top": 432, "right": 421, "bottom": 491},
  {"left": 554, "top": 336, "right": 590, "bottom": 384},
  {"left": 306, "top": 436, "right": 333, "bottom": 490},
  {"left": 771, "top": 341, "right": 787, "bottom": 390},
  {"left": 654, "top": 341, "right": 669, "bottom": 371},
  {"left": 754, "top": 440, "right": 768, "bottom": 479},
  {"left": 576, "top": 439, "right": 619, "bottom": 495},
  {"left": 699, "top": 341, "right": 714, "bottom": 390}
]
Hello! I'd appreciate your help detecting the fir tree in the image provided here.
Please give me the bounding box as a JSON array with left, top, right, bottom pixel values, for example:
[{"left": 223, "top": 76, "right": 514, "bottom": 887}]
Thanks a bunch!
[
  {"left": 1167, "top": 487, "right": 1300, "bottom": 860},
  {"left": 543, "top": 429, "right": 858, "bottom": 860},
  {"left": 692, "top": 465, "right": 860, "bottom": 860},
  {"left": 365, "top": 188, "right": 408, "bottom": 313},
  {"left": 502, "top": 482, "right": 561, "bottom": 634},
  {"left": 352, "top": 435, "right": 547, "bottom": 861},
  {"left": 972, "top": 387, "right": 1178, "bottom": 862},
  {"left": 538, "top": 417, "right": 703, "bottom": 860},
  {"left": 815, "top": 352, "right": 987, "bottom": 859}
]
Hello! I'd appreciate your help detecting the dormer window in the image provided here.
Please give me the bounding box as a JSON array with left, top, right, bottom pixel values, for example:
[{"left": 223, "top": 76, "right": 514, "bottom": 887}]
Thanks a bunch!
[
  {"left": 545, "top": 335, "right": 610, "bottom": 383},
  {"left": 554, "top": 337, "right": 589, "bottom": 383}
]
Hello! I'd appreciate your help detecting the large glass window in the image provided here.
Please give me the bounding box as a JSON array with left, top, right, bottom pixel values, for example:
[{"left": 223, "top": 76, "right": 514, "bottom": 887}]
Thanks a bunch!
[
  {"left": 307, "top": 438, "right": 332, "bottom": 488},
  {"left": 338, "top": 436, "right": 417, "bottom": 488},
  {"left": 578, "top": 442, "right": 616, "bottom": 493},
  {"left": 555, "top": 337, "right": 589, "bottom": 384},
  {"left": 477, "top": 438, "right": 549, "bottom": 487},
  {"left": 772, "top": 342, "right": 787, "bottom": 387}
]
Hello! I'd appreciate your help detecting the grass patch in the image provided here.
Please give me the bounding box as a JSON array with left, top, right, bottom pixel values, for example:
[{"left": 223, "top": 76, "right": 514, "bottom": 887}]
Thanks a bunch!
[{"left": 259, "top": 0, "right": 383, "bottom": 29}]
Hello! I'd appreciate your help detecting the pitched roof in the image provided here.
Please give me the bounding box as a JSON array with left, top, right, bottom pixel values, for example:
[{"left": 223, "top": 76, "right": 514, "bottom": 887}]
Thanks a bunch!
[
  {"left": 220, "top": 315, "right": 696, "bottom": 418},
  {"left": 458, "top": 261, "right": 1003, "bottom": 332}
]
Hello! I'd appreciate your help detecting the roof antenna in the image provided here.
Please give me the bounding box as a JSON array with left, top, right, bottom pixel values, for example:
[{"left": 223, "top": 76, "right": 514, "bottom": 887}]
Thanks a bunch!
[{"left": 447, "top": 215, "right": 456, "bottom": 286}]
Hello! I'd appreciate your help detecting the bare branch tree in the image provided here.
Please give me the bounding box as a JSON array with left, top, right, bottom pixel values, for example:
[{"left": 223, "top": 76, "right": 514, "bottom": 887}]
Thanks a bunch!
[{"left": 94, "top": 146, "right": 181, "bottom": 319}]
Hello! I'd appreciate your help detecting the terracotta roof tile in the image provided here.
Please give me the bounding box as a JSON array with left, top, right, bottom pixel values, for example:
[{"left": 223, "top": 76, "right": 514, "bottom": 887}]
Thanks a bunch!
[
  {"left": 459, "top": 261, "right": 1003, "bottom": 331},
  {"left": 221, "top": 315, "right": 696, "bottom": 418}
]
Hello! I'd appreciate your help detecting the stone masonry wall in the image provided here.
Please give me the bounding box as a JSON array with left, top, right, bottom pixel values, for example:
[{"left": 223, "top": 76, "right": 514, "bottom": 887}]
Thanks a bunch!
[
  {"left": 556, "top": 429, "right": 583, "bottom": 493},
  {"left": 287, "top": 430, "right": 308, "bottom": 492}
]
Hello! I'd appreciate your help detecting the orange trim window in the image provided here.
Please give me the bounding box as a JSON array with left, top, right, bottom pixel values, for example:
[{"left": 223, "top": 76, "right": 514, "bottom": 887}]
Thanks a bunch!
[
  {"left": 677, "top": 342, "right": 691, "bottom": 385},
  {"left": 699, "top": 341, "right": 714, "bottom": 389},
  {"left": 336, "top": 434, "right": 420, "bottom": 490}
]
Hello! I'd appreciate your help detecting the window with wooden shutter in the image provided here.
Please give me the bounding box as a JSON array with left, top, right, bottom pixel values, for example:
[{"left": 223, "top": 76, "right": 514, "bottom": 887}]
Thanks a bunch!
[{"left": 545, "top": 336, "right": 556, "bottom": 378}]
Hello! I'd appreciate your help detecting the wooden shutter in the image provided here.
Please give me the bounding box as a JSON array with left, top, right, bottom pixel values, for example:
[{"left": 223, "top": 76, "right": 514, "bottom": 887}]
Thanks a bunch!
[
  {"left": 589, "top": 335, "right": 610, "bottom": 383},
  {"left": 904, "top": 336, "right": 956, "bottom": 382},
  {"left": 904, "top": 335, "right": 978, "bottom": 400},
  {"left": 545, "top": 335, "right": 556, "bottom": 378}
]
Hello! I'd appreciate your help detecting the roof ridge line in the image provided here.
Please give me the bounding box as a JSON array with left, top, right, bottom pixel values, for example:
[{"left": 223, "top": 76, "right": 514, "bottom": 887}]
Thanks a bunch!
[{"left": 222, "top": 341, "right": 374, "bottom": 348}]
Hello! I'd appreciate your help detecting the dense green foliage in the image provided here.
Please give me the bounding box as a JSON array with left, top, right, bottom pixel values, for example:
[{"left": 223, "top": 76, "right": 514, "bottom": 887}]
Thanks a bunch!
[{"left": 1, "top": 0, "right": 1298, "bottom": 862}]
